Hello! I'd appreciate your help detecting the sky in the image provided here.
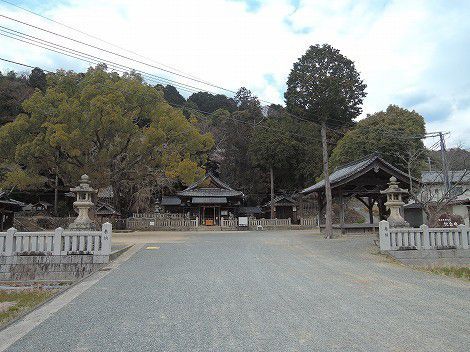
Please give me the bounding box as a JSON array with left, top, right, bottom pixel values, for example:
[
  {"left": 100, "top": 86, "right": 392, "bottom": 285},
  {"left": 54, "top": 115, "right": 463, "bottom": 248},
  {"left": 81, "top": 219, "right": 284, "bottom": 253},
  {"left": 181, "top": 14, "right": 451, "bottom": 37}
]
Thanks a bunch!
[{"left": 0, "top": 0, "right": 469, "bottom": 148}]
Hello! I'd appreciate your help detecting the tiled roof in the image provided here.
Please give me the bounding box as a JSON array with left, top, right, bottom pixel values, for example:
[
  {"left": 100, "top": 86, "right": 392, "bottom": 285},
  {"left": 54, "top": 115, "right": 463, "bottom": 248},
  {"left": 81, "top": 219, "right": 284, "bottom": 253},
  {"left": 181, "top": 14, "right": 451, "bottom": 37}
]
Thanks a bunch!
[
  {"left": 301, "top": 153, "right": 413, "bottom": 194},
  {"left": 421, "top": 170, "right": 470, "bottom": 184},
  {"left": 178, "top": 172, "right": 243, "bottom": 198},
  {"left": 161, "top": 196, "right": 182, "bottom": 206},
  {"left": 238, "top": 206, "right": 262, "bottom": 214},
  {"left": 97, "top": 185, "right": 114, "bottom": 198},
  {"left": 95, "top": 202, "right": 120, "bottom": 215},
  {"left": 178, "top": 188, "right": 242, "bottom": 197},
  {"left": 264, "top": 195, "right": 296, "bottom": 207},
  {"left": 191, "top": 197, "right": 227, "bottom": 204}
]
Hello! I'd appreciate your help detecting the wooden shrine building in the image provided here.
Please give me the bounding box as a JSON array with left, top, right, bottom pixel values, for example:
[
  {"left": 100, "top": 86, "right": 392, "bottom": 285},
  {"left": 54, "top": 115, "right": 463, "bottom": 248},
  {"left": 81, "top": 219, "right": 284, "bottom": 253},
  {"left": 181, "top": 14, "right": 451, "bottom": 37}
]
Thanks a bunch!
[
  {"left": 166, "top": 172, "right": 244, "bottom": 226},
  {"left": 263, "top": 195, "right": 298, "bottom": 221},
  {"left": 301, "top": 153, "right": 418, "bottom": 233},
  {"left": 0, "top": 190, "right": 24, "bottom": 231}
]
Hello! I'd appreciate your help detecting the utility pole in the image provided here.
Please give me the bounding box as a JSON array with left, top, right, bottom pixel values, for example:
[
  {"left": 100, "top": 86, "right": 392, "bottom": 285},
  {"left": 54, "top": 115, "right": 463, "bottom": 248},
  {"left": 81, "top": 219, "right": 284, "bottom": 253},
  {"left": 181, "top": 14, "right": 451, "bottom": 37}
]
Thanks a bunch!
[
  {"left": 427, "top": 156, "right": 432, "bottom": 171},
  {"left": 270, "top": 166, "right": 275, "bottom": 219},
  {"left": 439, "top": 132, "right": 451, "bottom": 194},
  {"left": 321, "top": 122, "right": 333, "bottom": 239},
  {"left": 54, "top": 173, "right": 58, "bottom": 217}
]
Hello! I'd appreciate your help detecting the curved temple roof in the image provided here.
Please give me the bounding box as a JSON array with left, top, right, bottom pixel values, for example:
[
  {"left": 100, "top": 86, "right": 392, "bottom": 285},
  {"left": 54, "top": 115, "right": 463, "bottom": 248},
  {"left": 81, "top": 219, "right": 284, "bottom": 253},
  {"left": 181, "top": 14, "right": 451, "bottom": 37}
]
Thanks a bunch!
[
  {"left": 301, "top": 153, "right": 417, "bottom": 195},
  {"left": 177, "top": 172, "right": 244, "bottom": 198}
]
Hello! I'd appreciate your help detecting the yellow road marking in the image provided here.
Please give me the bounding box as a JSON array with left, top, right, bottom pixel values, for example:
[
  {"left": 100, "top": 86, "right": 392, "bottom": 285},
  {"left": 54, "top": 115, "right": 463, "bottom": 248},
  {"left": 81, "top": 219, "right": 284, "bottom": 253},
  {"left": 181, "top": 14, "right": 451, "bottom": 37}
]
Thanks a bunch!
[{"left": 146, "top": 246, "right": 160, "bottom": 250}]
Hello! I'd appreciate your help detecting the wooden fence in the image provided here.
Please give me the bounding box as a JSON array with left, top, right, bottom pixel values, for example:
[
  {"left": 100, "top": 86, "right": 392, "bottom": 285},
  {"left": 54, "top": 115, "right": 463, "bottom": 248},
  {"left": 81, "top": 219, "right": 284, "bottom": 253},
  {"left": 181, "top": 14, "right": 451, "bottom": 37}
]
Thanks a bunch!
[
  {"left": 221, "top": 218, "right": 238, "bottom": 228},
  {"left": 379, "top": 220, "right": 470, "bottom": 251},
  {"left": 132, "top": 213, "right": 186, "bottom": 219},
  {"left": 0, "top": 223, "right": 112, "bottom": 256},
  {"left": 127, "top": 217, "right": 198, "bottom": 230},
  {"left": 300, "top": 217, "right": 318, "bottom": 227},
  {"left": 249, "top": 218, "right": 291, "bottom": 227}
]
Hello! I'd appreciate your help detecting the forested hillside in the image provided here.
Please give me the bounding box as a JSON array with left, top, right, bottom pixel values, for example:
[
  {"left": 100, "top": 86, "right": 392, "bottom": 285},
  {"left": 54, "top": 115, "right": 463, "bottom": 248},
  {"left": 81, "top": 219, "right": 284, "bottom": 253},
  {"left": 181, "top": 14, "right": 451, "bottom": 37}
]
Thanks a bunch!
[{"left": 1, "top": 64, "right": 462, "bottom": 213}]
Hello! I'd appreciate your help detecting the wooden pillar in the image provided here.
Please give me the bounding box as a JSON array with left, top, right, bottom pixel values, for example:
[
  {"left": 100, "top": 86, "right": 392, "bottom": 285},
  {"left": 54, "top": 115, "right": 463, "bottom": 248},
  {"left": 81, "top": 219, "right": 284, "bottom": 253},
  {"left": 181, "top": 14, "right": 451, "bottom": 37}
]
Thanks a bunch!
[
  {"left": 339, "top": 190, "right": 345, "bottom": 234},
  {"left": 368, "top": 197, "right": 374, "bottom": 224},
  {"left": 377, "top": 197, "right": 387, "bottom": 220}
]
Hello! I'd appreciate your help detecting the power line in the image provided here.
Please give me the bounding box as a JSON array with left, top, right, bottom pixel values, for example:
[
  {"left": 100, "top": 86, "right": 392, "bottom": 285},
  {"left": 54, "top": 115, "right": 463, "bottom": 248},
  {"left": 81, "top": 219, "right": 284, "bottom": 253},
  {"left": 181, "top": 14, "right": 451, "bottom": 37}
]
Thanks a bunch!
[
  {"left": 0, "top": 0, "right": 207, "bottom": 82},
  {"left": 0, "top": 13, "right": 234, "bottom": 93},
  {"left": 0, "top": 12, "right": 350, "bottom": 134},
  {"left": 0, "top": 56, "right": 329, "bottom": 145},
  {"left": 0, "top": 56, "right": 52, "bottom": 73},
  {"left": 0, "top": 26, "right": 208, "bottom": 94}
]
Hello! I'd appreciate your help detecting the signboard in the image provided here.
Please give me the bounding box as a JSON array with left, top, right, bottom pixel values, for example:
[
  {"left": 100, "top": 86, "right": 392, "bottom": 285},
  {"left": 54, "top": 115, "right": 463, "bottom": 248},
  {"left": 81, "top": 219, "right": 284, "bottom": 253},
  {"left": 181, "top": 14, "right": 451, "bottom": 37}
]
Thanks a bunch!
[
  {"left": 238, "top": 216, "right": 248, "bottom": 227},
  {"left": 436, "top": 213, "right": 463, "bottom": 228}
]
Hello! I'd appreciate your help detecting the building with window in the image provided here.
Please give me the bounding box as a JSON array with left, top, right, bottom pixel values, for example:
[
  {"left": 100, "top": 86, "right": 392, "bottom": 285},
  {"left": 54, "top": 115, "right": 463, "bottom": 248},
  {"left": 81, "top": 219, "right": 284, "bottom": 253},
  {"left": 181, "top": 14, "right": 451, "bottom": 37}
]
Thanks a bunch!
[{"left": 407, "top": 170, "right": 470, "bottom": 226}]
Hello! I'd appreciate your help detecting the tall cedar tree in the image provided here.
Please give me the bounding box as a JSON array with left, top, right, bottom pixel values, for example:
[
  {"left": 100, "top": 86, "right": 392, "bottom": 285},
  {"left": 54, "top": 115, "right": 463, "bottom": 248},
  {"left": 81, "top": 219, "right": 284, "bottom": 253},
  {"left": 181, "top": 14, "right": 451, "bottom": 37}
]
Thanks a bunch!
[{"left": 285, "top": 44, "right": 367, "bottom": 238}]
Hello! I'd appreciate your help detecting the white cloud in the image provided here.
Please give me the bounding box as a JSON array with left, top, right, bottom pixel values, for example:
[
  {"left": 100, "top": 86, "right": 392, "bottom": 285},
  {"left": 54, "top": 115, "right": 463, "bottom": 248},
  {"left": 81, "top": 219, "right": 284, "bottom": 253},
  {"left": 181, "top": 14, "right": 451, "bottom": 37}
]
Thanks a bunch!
[{"left": 0, "top": 0, "right": 468, "bottom": 147}]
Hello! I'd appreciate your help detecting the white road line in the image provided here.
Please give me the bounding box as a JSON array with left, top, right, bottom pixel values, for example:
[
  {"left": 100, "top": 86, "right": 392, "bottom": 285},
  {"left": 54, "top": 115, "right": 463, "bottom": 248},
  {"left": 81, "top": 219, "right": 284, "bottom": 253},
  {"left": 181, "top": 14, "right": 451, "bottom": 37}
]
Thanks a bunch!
[{"left": 0, "top": 244, "right": 143, "bottom": 352}]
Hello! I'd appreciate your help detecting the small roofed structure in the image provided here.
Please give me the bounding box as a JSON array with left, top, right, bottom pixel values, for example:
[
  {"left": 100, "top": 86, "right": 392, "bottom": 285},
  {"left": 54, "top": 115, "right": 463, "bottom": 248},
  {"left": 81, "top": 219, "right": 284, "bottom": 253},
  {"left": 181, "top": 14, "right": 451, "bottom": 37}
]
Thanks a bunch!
[
  {"left": 263, "top": 195, "right": 298, "bottom": 221},
  {"left": 238, "top": 206, "right": 263, "bottom": 218},
  {"left": 160, "top": 196, "right": 183, "bottom": 214},
  {"left": 176, "top": 172, "right": 244, "bottom": 226},
  {"left": 32, "top": 201, "right": 53, "bottom": 212},
  {"left": 95, "top": 202, "right": 121, "bottom": 220},
  {"left": 301, "top": 153, "right": 418, "bottom": 233},
  {"left": 0, "top": 190, "right": 25, "bottom": 231}
]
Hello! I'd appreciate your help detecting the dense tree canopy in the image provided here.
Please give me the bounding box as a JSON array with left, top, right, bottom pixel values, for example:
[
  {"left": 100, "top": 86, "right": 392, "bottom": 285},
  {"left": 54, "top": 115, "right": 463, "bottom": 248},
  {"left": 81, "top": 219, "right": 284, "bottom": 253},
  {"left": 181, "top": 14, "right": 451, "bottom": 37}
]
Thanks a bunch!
[
  {"left": 0, "top": 71, "right": 34, "bottom": 125},
  {"left": 249, "top": 115, "right": 322, "bottom": 192},
  {"left": 285, "top": 44, "right": 367, "bottom": 127},
  {"left": 0, "top": 66, "right": 214, "bottom": 214},
  {"left": 157, "top": 84, "right": 186, "bottom": 106},
  {"left": 329, "top": 105, "right": 426, "bottom": 175},
  {"left": 188, "top": 91, "right": 237, "bottom": 114},
  {"left": 29, "top": 67, "right": 47, "bottom": 92}
]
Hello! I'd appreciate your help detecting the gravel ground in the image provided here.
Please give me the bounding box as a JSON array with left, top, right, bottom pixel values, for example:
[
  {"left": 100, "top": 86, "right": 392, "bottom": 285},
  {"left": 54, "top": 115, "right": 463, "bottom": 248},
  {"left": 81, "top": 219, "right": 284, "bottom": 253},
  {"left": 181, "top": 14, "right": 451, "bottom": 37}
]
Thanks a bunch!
[{"left": 5, "top": 231, "right": 470, "bottom": 352}]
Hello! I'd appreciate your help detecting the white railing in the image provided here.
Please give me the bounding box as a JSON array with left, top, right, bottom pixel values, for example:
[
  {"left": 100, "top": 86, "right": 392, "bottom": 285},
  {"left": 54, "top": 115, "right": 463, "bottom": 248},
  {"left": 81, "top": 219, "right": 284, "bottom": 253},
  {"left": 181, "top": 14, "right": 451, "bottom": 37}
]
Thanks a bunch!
[
  {"left": 379, "top": 220, "right": 470, "bottom": 251},
  {"left": 132, "top": 213, "right": 156, "bottom": 219},
  {"left": 221, "top": 218, "right": 238, "bottom": 228},
  {"left": 249, "top": 218, "right": 291, "bottom": 227},
  {"left": 300, "top": 218, "right": 318, "bottom": 227},
  {"left": 0, "top": 223, "right": 112, "bottom": 256},
  {"left": 127, "top": 217, "right": 198, "bottom": 230},
  {"left": 132, "top": 213, "right": 186, "bottom": 219}
]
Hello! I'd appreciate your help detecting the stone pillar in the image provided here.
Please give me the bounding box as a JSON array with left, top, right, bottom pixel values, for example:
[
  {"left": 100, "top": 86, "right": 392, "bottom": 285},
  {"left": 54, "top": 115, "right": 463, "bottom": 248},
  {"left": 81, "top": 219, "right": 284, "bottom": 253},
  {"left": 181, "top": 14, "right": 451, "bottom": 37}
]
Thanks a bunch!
[
  {"left": 458, "top": 224, "right": 469, "bottom": 249},
  {"left": 101, "top": 222, "right": 112, "bottom": 255},
  {"left": 53, "top": 227, "right": 64, "bottom": 255},
  {"left": 379, "top": 220, "right": 390, "bottom": 251},
  {"left": 5, "top": 227, "right": 15, "bottom": 255},
  {"left": 420, "top": 224, "right": 430, "bottom": 249}
]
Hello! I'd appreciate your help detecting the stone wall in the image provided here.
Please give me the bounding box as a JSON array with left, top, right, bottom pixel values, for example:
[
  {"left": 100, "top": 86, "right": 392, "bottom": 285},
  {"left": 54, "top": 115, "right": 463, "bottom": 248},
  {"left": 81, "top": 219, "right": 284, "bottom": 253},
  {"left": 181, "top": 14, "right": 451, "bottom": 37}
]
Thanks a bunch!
[
  {"left": 0, "top": 254, "right": 108, "bottom": 281},
  {"left": 387, "top": 249, "right": 470, "bottom": 267}
]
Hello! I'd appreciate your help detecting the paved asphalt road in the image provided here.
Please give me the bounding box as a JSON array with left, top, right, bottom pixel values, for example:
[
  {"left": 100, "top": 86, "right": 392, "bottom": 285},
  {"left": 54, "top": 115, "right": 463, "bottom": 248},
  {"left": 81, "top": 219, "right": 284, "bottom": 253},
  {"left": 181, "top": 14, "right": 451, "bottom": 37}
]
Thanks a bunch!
[{"left": 5, "top": 231, "right": 470, "bottom": 351}]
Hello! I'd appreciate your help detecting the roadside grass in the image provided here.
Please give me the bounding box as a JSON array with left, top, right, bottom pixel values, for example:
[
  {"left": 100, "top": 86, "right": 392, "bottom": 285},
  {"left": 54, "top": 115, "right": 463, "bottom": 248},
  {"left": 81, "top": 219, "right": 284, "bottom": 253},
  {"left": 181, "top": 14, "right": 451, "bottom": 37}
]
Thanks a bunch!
[
  {"left": 0, "top": 289, "right": 58, "bottom": 327},
  {"left": 427, "top": 267, "right": 470, "bottom": 281}
]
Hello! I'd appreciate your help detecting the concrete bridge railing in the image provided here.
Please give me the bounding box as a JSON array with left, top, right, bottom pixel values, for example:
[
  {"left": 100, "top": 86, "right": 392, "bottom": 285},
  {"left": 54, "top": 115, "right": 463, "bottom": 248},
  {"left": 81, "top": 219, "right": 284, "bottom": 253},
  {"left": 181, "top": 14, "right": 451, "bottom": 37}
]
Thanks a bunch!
[
  {"left": 379, "top": 220, "right": 470, "bottom": 251},
  {"left": 0, "top": 222, "right": 112, "bottom": 256}
]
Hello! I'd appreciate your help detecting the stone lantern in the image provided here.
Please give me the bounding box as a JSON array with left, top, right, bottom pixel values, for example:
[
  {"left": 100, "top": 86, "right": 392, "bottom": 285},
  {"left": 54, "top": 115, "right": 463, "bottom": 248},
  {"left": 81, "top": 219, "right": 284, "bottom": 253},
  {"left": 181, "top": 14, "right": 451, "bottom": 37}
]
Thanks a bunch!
[
  {"left": 69, "top": 174, "right": 97, "bottom": 230},
  {"left": 380, "top": 176, "right": 409, "bottom": 227}
]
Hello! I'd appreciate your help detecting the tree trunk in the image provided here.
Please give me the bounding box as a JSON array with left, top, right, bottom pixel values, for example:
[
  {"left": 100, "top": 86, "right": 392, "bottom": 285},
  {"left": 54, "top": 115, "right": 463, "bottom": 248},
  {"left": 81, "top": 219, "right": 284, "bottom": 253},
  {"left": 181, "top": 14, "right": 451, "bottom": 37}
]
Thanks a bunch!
[
  {"left": 270, "top": 166, "right": 275, "bottom": 219},
  {"left": 321, "top": 121, "right": 333, "bottom": 239}
]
